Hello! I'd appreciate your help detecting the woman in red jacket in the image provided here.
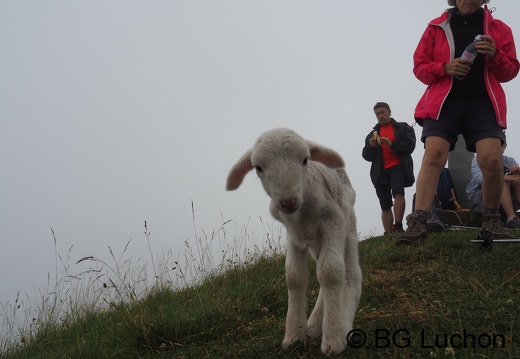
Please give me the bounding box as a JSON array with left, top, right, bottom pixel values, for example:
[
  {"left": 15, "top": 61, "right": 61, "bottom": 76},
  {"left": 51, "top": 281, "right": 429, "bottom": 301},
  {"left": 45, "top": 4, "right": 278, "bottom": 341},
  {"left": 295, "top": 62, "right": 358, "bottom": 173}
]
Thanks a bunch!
[{"left": 396, "top": 0, "right": 520, "bottom": 245}]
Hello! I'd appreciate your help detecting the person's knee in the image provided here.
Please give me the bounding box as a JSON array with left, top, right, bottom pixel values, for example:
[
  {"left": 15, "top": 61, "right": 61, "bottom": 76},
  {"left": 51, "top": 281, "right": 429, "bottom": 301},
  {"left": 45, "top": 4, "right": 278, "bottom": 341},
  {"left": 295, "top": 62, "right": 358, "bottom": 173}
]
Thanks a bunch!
[
  {"left": 477, "top": 152, "right": 502, "bottom": 174},
  {"left": 479, "top": 156, "right": 503, "bottom": 174},
  {"left": 422, "top": 148, "right": 447, "bottom": 168}
]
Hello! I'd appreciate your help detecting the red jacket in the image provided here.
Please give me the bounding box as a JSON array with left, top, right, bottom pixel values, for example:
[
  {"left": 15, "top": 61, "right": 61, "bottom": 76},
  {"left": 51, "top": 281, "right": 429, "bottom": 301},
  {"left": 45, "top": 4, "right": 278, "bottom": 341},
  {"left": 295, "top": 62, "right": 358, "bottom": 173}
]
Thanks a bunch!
[{"left": 413, "top": 6, "right": 519, "bottom": 128}]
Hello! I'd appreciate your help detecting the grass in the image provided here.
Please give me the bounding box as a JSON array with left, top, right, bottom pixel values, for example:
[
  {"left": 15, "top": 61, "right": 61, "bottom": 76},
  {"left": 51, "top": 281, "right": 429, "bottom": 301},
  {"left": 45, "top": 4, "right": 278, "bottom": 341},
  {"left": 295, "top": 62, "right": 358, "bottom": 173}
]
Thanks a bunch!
[{"left": 1, "top": 224, "right": 520, "bottom": 358}]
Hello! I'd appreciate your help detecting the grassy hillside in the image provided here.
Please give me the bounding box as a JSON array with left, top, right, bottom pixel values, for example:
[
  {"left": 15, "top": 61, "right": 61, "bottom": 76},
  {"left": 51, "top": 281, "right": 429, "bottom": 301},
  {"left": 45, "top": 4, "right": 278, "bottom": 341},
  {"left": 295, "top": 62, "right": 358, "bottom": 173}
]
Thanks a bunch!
[{"left": 3, "top": 230, "right": 520, "bottom": 358}]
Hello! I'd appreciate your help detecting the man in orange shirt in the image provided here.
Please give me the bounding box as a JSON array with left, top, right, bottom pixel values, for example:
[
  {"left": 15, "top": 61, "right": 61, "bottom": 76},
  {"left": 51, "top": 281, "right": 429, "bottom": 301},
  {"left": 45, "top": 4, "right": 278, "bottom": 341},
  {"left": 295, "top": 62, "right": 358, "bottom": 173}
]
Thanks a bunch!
[{"left": 362, "top": 102, "right": 416, "bottom": 235}]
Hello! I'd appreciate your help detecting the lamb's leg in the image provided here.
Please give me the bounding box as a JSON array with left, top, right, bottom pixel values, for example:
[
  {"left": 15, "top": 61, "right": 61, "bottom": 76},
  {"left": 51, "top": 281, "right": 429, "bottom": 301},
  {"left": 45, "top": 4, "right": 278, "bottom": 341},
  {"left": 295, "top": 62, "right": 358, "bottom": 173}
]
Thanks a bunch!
[
  {"left": 282, "top": 243, "right": 309, "bottom": 349},
  {"left": 343, "top": 236, "right": 362, "bottom": 342},
  {"left": 317, "top": 248, "right": 347, "bottom": 356},
  {"left": 343, "top": 268, "right": 362, "bottom": 344},
  {"left": 307, "top": 288, "right": 323, "bottom": 339}
]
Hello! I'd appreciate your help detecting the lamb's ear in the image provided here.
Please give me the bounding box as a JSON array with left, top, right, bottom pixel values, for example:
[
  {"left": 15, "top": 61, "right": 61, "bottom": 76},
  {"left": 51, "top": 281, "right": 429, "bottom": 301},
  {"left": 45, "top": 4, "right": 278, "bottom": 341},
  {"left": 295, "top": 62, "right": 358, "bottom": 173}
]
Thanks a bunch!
[
  {"left": 306, "top": 140, "right": 345, "bottom": 169},
  {"left": 226, "top": 149, "right": 254, "bottom": 190}
]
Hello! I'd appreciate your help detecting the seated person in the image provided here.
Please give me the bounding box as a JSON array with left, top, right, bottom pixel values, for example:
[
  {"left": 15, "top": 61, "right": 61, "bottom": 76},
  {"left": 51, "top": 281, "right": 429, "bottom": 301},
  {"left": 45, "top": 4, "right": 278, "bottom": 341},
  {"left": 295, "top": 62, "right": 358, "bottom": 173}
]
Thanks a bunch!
[{"left": 466, "top": 141, "right": 520, "bottom": 229}]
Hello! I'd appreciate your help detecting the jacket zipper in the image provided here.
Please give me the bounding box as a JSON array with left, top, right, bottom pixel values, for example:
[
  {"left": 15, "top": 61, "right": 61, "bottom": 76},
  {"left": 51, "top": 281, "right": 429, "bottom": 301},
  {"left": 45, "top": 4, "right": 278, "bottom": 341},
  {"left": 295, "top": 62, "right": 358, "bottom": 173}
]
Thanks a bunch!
[{"left": 483, "top": 6, "right": 505, "bottom": 127}]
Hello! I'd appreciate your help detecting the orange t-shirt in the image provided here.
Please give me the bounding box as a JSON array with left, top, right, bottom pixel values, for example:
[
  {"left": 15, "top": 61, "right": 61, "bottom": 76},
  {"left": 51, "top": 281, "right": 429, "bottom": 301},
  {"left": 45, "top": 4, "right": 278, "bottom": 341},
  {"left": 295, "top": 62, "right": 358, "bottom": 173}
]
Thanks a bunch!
[{"left": 380, "top": 122, "right": 401, "bottom": 169}]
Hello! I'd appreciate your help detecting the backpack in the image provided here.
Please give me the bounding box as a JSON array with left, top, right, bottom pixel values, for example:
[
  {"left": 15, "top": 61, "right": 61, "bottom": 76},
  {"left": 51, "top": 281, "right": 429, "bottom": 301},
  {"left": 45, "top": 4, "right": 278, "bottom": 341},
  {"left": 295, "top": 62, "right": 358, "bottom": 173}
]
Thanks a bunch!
[
  {"left": 436, "top": 168, "right": 462, "bottom": 211},
  {"left": 412, "top": 193, "right": 448, "bottom": 232}
]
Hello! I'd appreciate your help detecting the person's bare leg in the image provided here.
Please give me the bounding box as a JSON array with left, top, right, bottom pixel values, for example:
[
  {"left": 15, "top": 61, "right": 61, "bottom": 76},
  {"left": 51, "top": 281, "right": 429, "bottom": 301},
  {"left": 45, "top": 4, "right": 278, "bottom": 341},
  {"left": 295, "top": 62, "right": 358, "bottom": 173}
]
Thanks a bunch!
[
  {"left": 500, "top": 181, "right": 516, "bottom": 219},
  {"left": 508, "top": 180, "right": 520, "bottom": 226},
  {"left": 393, "top": 193, "right": 405, "bottom": 223},
  {"left": 510, "top": 181, "right": 520, "bottom": 203},
  {"left": 475, "top": 137, "right": 503, "bottom": 211},
  {"left": 510, "top": 180, "right": 520, "bottom": 215},
  {"left": 475, "top": 137, "right": 513, "bottom": 238},
  {"left": 396, "top": 136, "right": 450, "bottom": 244},
  {"left": 414, "top": 136, "right": 451, "bottom": 212},
  {"left": 382, "top": 209, "right": 394, "bottom": 234}
]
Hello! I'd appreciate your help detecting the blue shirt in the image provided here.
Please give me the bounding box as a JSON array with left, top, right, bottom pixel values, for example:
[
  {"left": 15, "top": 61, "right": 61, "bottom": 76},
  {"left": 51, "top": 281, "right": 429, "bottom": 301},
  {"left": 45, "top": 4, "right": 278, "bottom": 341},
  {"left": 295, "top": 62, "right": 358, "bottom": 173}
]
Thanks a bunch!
[{"left": 466, "top": 155, "right": 519, "bottom": 194}]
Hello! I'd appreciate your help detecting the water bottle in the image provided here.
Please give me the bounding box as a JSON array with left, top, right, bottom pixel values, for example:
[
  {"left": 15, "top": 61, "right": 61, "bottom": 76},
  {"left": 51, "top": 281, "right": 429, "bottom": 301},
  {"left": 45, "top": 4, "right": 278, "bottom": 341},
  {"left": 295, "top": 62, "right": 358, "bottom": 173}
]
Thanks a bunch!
[{"left": 454, "top": 35, "right": 482, "bottom": 80}]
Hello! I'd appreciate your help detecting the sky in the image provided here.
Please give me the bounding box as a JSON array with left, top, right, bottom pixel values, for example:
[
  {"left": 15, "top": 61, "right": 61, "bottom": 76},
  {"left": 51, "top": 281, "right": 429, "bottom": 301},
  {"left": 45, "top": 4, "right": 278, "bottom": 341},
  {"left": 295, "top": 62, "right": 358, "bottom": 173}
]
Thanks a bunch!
[{"left": 2, "top": 0, "right": 520, "bottom": 334}]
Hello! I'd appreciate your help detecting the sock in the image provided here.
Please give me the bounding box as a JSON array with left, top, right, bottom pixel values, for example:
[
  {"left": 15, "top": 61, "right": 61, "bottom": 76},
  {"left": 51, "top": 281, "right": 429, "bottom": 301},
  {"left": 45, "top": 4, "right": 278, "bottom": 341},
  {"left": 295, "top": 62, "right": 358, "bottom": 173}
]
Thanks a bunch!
[
  {"left": 415, "top": 210, "right": 428, "bottom": 220},
  {"left": 483, "top": 207, "right": 499, "bottom": 217}
]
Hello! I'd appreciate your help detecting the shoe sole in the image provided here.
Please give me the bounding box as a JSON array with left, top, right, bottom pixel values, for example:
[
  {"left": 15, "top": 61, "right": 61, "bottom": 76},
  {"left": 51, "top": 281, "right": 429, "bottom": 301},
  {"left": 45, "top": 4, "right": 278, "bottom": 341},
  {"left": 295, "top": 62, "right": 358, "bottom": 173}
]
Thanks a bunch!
[
  {"left": 481, "top": 229, "right": 515, "bottom": 240},
  {"left": 395, "top": 238, "right": 414, "bottom": 246},
  {"left": 394, "top": 235, "right": 426, "bottom": 246}
]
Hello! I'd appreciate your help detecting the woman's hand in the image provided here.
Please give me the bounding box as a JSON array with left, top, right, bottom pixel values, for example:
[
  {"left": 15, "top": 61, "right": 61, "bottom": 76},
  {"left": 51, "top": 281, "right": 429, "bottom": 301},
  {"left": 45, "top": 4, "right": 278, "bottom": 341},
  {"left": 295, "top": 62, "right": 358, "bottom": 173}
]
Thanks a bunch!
[
  {"left": 475, "top": 35, "right": 497, "bottom": 58},
  {"left": 444, "top": 58, "right": 473, "bottom": 78}
]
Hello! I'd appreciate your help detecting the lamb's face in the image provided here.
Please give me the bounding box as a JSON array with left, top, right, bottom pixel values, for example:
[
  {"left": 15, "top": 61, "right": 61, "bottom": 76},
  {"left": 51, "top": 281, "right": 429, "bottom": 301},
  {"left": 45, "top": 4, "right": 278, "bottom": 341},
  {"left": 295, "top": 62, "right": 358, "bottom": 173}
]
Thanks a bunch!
[{"left": 251, "top": 133, "right": 310, "bottom": 215}]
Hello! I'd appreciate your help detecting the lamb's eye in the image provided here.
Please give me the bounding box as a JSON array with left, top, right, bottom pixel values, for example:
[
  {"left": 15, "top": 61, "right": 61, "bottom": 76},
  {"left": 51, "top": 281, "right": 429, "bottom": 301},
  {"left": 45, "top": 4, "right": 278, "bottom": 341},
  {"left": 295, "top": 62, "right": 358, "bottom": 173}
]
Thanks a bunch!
[
  {"left": 303, "top": 158, "right": 308, "bottom": 166},
  {"left": 255, "top": 166, "right": 263, "bottom": 173}
]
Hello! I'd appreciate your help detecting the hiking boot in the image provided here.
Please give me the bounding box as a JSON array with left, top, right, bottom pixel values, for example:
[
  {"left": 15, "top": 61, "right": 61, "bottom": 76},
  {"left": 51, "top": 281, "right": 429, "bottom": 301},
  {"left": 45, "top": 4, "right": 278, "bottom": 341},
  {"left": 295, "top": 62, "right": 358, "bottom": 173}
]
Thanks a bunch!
[
  {"left": 395, "top": 213, "right": 428, "bottom": 246},
  {"left": 505, "top": 216, "right": 520, "bottom": 229},
  {"left": 392, "top": 222, "right": 404, "bottom": 233},
  {"left": 482, "top": 213, "right": 514, "bottom": 239}
]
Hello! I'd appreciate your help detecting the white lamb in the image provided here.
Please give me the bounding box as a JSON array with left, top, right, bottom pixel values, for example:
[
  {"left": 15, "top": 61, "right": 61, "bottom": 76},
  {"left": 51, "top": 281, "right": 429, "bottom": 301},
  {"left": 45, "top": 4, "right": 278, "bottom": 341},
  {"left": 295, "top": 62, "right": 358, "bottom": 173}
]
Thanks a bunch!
[{"left": 226, "top": 128, "right": 362, "bottom": 356}]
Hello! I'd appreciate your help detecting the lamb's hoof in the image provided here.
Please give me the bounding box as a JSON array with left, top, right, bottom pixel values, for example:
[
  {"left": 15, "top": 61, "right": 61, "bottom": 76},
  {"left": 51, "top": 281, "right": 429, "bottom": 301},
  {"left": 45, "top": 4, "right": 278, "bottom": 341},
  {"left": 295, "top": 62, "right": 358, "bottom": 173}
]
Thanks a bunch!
[
  {"left": 279, "top": 340, "right": 307, "bottom": 357},
  {"left": 321, "top": 337, "right": 346, "bottom": 356},
  {"left": 282, "top": 334, "right": 307, "bottom": 351}
]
